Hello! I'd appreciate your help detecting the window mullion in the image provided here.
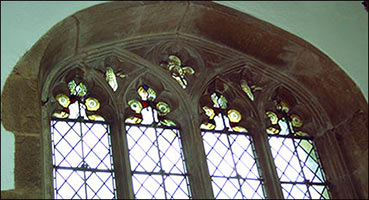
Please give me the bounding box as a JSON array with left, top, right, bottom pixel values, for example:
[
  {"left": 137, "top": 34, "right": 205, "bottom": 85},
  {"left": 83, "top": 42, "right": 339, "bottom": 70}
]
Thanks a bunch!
[{"left": 252, "top": 128, "right": 284, "bottom": 199}]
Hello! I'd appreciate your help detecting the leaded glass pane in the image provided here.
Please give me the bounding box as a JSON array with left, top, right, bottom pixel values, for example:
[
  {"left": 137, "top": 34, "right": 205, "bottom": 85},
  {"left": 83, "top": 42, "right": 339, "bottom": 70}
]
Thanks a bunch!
[
  {"left": 51, "top": 120, "right": 116, "bottom": 199},
  {"left": 126, "top": 124, "right": 191, "bottom": 199}
]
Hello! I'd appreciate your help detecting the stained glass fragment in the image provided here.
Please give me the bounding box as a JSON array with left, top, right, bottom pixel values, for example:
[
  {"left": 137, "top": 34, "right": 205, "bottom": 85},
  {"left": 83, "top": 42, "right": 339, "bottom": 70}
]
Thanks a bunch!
[
  {"left": 56, "top": 94, "right": 70, "bottom": 108},
  {"left": 85, "top": 97, "right": 100, "bottom": 111},
  {"left": 296, "top": 131, "right": 310, "bottom": 137},
  {"left": 156, "top": 101, "right": 170, "bottom": 116},
  {"left": 203, "top": 106, "right": 215, "bottom": 119},
  {"left": 53, "top": 110, "right": 69, "bottom": 118},
  {"left": 160, "top": 119, "right": 176, "bottom": 127},
  {"left": 182, "top": 66, "right": 195, "bottom": 75},
  {"left": 87, "top": 114, "right": 105, "bottom": 121},
  {"left": 266, "top": 127, "right": 280, "bottom": 135},
  {"left": 105, "top": 67, "right": 118, "bottom": 92},
  {"left": 227, "top": 109, "right": 242, "bottom": 123},
  {"left": 279, "top": 101, "right": 289, "bottom": 113},
  {"left": 266, "top": 111, "right": 278, "bottom": 125},
  {"left": 290, "top": 114, "right": 303, "bottom": 127},
  {"left": 240, "top": 80, "right": 255, "bottom": 101},
  {"left": 138, "top": 86, "right": 148, "bottom": 101},
  {"left": 231, "top": 126, "right": 248, "bottom": 133},
  {"left": 125, "top": 116, "right": 142, "bottom": 124},
  {"left": 147, "top": 88, "right": 156, "bottom": 101},
  {"left": 200, "top": 122, "right": 216, "bottom": 130},
  {"left": 128, "top": 99, "right": 143, "bottom": 113},
  {"left": 218, "top": 95, "right": 227, "bottom": 109}
]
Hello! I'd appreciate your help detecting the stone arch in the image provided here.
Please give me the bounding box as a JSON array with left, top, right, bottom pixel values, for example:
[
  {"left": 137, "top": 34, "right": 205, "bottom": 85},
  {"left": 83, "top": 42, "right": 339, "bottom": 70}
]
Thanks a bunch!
[{"left": 1, "top": 1, "right": 367, "bottom": 199}]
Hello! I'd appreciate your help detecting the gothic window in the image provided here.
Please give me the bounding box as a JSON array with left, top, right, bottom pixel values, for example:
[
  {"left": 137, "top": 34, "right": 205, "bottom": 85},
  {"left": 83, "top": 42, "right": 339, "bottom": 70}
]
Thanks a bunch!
[
  {"left": 200, "top": 91, "right": 265, "bottom": 199},
  {"left": 50, "top": 80, "right": 116, "bottom": 199},
  {"left": 124, "top": 84, "right": 191, "bottom": 199},
  {"left": 265, "top": 90, "right": 331, "bottom": 199}
]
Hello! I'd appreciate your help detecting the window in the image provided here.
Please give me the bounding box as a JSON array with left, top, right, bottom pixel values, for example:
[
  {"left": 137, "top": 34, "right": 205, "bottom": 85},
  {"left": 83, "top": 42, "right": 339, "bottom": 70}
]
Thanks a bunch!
[
  {"left": 51, "top": 80, "right": 116, "bottom": 199},
  {"left": 124, "top": 84, "right": 191, "bottom": 199}
]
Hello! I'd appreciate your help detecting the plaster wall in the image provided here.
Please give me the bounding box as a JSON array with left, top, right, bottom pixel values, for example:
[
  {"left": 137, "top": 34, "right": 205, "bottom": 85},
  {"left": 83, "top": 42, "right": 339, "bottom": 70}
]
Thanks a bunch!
[{"left": 1, "top": 1, "right": 368, "bottom": 191}]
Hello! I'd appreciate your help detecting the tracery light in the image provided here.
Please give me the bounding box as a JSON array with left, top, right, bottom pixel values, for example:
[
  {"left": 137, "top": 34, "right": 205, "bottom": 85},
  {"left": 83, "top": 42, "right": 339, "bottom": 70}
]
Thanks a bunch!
[
  {"left": 50, "top": 80, "right": 117, "bottom": 199},
  {"left": 266, "top": 100, "right": 331, "bottom": 199},
  {"left": 124, "top": 84, "right": 192, "bottom": 199},
  {"left": 200, "top": 92, "right": 265, "bottom": 199}
]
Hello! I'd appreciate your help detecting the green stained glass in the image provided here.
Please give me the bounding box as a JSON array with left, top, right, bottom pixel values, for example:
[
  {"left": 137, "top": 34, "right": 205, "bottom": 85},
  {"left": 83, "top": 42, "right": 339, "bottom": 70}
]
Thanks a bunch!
[
  {"left": 68, "top": 80, "right": 77, "bottom": 95},
  {"left": 296, "top": 131, "right": 310, "bottom": 137},
  {"left": 160, "top": 119, "right": 176, "bottom": 127},
  {"left": 106, "top": 67, "right": 118, "bottom": 92},
  {"left": 182, "top": 66, "right": 195, "bottom": 75},
  {"left": 77, "top": 82, "right": 87, "bottom": 97},
  {"left": 290, "top": 114, "right": 303, "bottom": 127},
  {"left": 156, "top": 101, "right": 170, "bottom": 116},
  {"left": 300, "top": 140, "right": 312, "bottom": 153},
  {"left": 128, "top": 99, "right": 143, "bottom": 113},
  {"left": 219, "top": 95, "right": 227, "bottom": 109},
  {"left": 147, "top": 88, "right": 156, "bottom": 101},
  {"left": 211, "top": 93, "right": 219, "bottom": 108}
]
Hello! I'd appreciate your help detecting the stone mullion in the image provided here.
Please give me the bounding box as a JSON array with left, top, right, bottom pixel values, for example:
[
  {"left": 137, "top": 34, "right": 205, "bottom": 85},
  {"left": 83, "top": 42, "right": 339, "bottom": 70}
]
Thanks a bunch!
[
  {"left": 112, "top": 118, "right": 134, "bottom": 199},
  {"left": 251, "top": 128, "right": 284, "bottom": 199},
  {"left": 179, "top": 118, "right": 214, "bottom": 199}
]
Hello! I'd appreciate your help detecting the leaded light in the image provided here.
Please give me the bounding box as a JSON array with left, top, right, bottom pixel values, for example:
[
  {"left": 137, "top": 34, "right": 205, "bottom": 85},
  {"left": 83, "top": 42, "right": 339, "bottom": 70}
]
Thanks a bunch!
[
  {"left": 266, "top": 100, "right": 331, "bottom": 199},
  {"left": 51, "top": 80, "right": 117, "bottom": 199},
  {"left": 200, "top": 92, "right": 266, "bottom": 199},
  {"left": 125, "top": 84, "right": 192, "bottom": 199}
]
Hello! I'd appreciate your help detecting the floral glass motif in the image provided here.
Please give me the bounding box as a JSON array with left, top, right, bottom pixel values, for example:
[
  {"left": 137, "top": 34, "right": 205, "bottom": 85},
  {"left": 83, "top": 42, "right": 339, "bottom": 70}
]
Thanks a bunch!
[
  {"left": 266, "top": 100, "right": 331, "bottom": 199},
  {"left": 160, "top": 55, "right": 195, "bottom": 89},
  {"left": 53, "top": 80, "right": 105, "bottom": 121},
  {"left": 200, "top": 93, "right": 247, "bottom": 132},
  {"left": 51, "top": 80, "right": 116, "bottom": 199},
  {"left": 106, "top": 67, "right": 118, "bottom": 92},
  {"left": 200, "top": 93, "right": 265, "bottom": 199},
  {"left": 240, "top": 79, "right": 262, "bottom": 102},
  {"left": 125, "top": 84, "right": 176, "bottom": 127},
  {"left": 125, "top": 84, "right": 192, "bottom": 199}
]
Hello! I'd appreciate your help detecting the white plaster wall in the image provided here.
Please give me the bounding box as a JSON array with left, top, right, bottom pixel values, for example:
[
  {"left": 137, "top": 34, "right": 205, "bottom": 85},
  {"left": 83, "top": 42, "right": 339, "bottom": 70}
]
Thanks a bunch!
[{"left": 1, "top": 1, "right": 368, "bottom": 191}]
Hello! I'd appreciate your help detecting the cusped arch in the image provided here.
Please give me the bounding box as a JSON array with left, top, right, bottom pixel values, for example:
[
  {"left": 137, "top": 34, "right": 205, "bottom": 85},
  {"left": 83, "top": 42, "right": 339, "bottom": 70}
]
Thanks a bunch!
[{"left": 1, "top": 1, "right": 367, "bottom": 199}]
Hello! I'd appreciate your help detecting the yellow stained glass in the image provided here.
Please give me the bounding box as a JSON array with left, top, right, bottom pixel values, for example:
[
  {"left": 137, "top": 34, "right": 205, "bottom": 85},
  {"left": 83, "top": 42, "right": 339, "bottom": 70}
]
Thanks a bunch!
[
  {"left": 182, "top": 66, "right": 195, "bottom": 75},
  {"left": 138, "top": 86, "right": 148, "bottom": 100},
  {"left": 296, "top": 131, "right": 310, "bottom": 137},
  {"left": 168, "top": 55, "right": 181, "bottom": 70},
  {"left": 227, "top": 109, "right": 242, "bottom": 123},
  {"left": 240, "top": 80, "right": 255, "bottom": 101},
  {"left": 266, "top": 127, "right": 280, "bottom": 135},
  {"left": 56, "top": 94, "right": 70, "bottom": 108},
  {"left": 280, "top": 101, "right": 289, "bottom": 113},
  {"left": 266, "top": 111, "right": 278, "bottom": 125},
  {"left": 290, "top": 114, "right": 303, "bottom": 127},
  {"left": 202, "top": 106, "right": 215, "bottom": 119},
  {"left": 105, "top": 67, "right": 118, "bottom": 92},
  {"left": 125, "top": 116, "right": 142, "bottom": 124},
  {"left": 160, "top": 119, "right": 176, "bottom": 127},
  {"left": 88, "top": 115, "right": 105, "bottom": 121},
  {"left": 156, "top": 101, "right": 170, "bottom": 116},
  {"left": 85, "top": 97, "right": 100, "bottom": 111},
  {"left": 52, "top": 110, "right": 69, "bottom": 119},
  {"left": 232, "top": 126, "right": 248, "bottom": 133},
  {"left": 128, "top": 99, "right": 143, "bottom": 113},
  {"left": 200, "top": 122, "right": 216, "bottom": 130}
]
